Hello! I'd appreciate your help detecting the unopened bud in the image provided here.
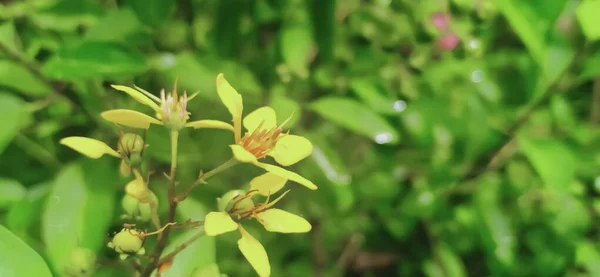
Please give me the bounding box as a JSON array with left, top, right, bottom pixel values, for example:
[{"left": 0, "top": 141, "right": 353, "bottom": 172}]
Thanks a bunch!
[
  {"left": 121, "top": 192, "right": 158, "bottom": 222},
  {"left": 64, "top": 247, "right": 96, "bottom": 277},
  {"left": 107, "top": 228, "right": 146, "bottom": 260},
  {"left": 118, "top": 133, "right": 144, "bottom": 154},
  {"left": 125, "top": 171, "right": 152, "bottom": 203},
  {"left": 218, "top": 190, "right": 255, "bottom": 217},
  {"left": 217, "top": 190, "right": 244, "bottom": 212},
  {"left": 118, "top": 133, "right": 144, "bottom": 167}
]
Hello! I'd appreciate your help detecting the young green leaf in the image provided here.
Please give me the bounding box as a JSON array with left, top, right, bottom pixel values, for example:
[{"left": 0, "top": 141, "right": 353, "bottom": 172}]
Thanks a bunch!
[
  {"left": 0, "top": 225, "right": 53, "bottom": 277},
  {"left": 310, "top": 97, "right": 400, "bottom": 145}
]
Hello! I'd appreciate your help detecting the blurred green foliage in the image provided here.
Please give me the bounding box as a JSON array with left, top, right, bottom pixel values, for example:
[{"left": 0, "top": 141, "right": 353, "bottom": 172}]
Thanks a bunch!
[{"left": 2, "top": 0, "right": 600, "bottom": 276}]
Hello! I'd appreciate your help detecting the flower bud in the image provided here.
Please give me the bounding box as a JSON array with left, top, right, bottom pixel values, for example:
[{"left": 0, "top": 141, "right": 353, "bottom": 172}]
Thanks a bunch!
[
  {"left": 64, "top": 247, "right": 96, "bottom": 277},
  {"left": 118, "top": 133, "right": 144, "bottom": 166},
  {"left": 125, "top": 171, "right": 153, "bottom": 203},
  {"left": 107, "top": 228, "right": 146, "bottom": 260},
  {"left": 121, "top": 191, "right": 159, "bottom": 222},
  {"left": 218, "top": 190, "right": 255, "bottom": 216}
]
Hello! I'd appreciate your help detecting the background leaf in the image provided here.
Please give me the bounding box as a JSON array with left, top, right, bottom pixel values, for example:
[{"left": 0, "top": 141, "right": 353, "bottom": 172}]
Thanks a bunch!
[
  {"left": 0, "top": 225, "right": 53, "bottom": 277},
  {"left": 310, "top": 97, "right": 400, "bottom": 144}
]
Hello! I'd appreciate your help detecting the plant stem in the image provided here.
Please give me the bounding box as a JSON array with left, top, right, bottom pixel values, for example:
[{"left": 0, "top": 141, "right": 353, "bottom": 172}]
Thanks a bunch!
[
  {"left": 14, "top": 133, "right": 61, "bottom": 169},
  {"left": 157, "top": 229, "right": 206, "bottom": 266},
  {"left": 202, "top": 157, "right": 239, "bottom": 180},
  {"left": 169, "top": 131, "right": 178, "bottom": 179},
  {"left": 141, "top": 131, "right": 180, "bottom": 277},
  {"left": 175, "top": 158, "right": 239, "bottom": 201}
]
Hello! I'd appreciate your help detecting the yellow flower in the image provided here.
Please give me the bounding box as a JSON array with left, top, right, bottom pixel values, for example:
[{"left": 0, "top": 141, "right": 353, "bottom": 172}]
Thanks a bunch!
[
  {"left": 204, "top": 189, "right": 311, "bottom": 277},
  {"left": 102, "top": 80, "right": 234, "bottom": 132},
  {"left": 216, "top": 73, "right": 317, "bottom": 191},
  {"left": 60, "top": 134, "right": 145, "bottom": 176}
]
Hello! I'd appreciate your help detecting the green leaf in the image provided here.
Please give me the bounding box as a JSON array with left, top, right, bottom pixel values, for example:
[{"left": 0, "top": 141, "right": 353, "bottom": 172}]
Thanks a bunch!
[
  {"left": 0, "top": 178, "right": 26, "bottom": 209},
  {"left": 310, "top": 97, "right": 400, "bottom": 144},
  {"left": 127, "top": 0, "right": 176, "bottom": 27},
  {"left": 42, "top": 160, "right": 116, "bottom": 274},
  {"left": 577, "top": 0, "right": 600, "bottom": 41},
  {"left": 0, "top": 21, "right": 20, "bottom": 53},
  {"left": 281, "top": 24, "right": 313, "bottom": 78},
  {"left": 30, "top": 0, "right": 104, "bottom": 32},
  {"left": 41, "top": 42, "right": 147, "bottom": 81},
  {"left": 6, "top": 183, "right": 50, "bottom": 233},
  {"left": 156, "top": 52, "right": 216, "bottom": 100},
  {"left": 576, "top": 241, "right": 600, "bottom": 276},
  {"left": 580, "top": 48, "right": 600, "bottom": 80},
  {"left": 270, "top": 89, "right": 301, "bottom": 128},
  {"left": 0, "top": 61, "right": 53, "bottom": 97},
  {"left": 0, "top": 93, "right": 30, "bottom": 154},
  {"left": 191, "top": 264, "right": 222, "bottom": 277},
  {"left": 0, "top": 225, "right": 53, "bottom": 277},
  {"left": 519, "top": 136, "right": 576, "bottom": 192},
  {"left": 350, "top": 78, "right": 405, "bottom": 115},
  {"left": 85, "top": 8, "right": 146, "bottom": 42},
  {"left": 494, "top": 0, "right": 547, "bottom": 65},
  {"left": 159, "top": 198, "right": 215, "bottom": 277}
]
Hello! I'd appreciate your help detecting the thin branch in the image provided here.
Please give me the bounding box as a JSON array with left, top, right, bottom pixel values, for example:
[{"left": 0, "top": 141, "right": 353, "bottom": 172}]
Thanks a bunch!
[
  {"left": 175, "top": 158, "right": 238, "bottom": 202},
  {"left": 14, "top": 133, "right": 61, "bottom": 168},
  {"left": 157, "top": 229, "right": 206, "bottom": 266},
  {"left": 457, "top": 46, "right": 587, "bottom": 185},
  {"left": 424, "top": 220, "right": 449, "bottom": 277},
  {"left": 141, "top": 132, "right": 180, "bottom": 277},
  {"left": 0, "top": 42, "right": 74, "bottom": 106},
  {"left": 334, "top": 233, "right": 363, "bottom": 275},
  {"left": 591, "top": 78, "right": 600, "bottom": 125}
]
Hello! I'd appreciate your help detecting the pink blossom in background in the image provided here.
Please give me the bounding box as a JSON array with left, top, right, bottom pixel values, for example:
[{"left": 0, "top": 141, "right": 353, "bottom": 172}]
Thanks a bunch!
[
  {"left": 431, "top": 12, "right": 450, "bottom": 31},
  {"left": 436, "top": 32, "right": 459, "bottom": 51}
]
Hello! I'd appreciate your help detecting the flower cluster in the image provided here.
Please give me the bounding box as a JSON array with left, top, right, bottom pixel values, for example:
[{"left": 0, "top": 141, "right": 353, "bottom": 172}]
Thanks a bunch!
[{"left": 60, "top": 74, "right": 317, "bottom": 277}]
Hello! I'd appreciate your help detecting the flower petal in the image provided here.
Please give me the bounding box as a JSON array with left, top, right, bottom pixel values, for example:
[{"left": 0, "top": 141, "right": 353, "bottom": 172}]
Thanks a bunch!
[
  {"left": 204, "top": 212, "right": 238, "bottom": 236},
  {"left": 250, "top": 173, "right": 287, "bottom": 196},
  {"left": 111, "top": 85, "right": 160, "bottom": 112},
  {"left": 216, "top": 73, "right": 243, "bottom": 141},
  {"left": 60, "top": 136, "right": 120, "bottom": 158},
  {"left": 256, "top": 208, "right": 312, "bottom": 233},
  {"left": 269, "top": 135, "right": 313, "bottom": 166},
  {"left": 185, "top": 120, "right": 234, "bottom": 131},
  {"left": 257, "top": 163, "right": 317, "bottom": 190},
  {"left": 101, "top": 109, "right": 163, "bottom": 129},
  {"left": 230, "top": 145, "right": 258, "bottom": 163},
  {"left": 238, "top": 225, "right": 270, "bottom": 277},
  {"left": 243, "top": 106, "right": 277, "bottom": 133}
]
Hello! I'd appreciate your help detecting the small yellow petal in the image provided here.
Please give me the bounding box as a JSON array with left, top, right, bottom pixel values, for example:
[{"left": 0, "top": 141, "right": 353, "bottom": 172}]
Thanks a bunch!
[
  {"left": 230, "top": 145, "right": 258, "bottom": 163},
  {"left": 60, "top": 136, "right": 120, "bottom": 158},
  {"left": 101, "top": 109, "right": 163, "bottom": 129},
  {"left": 185, "top": 120, "right": 234, "bottom": 131},
  {"left": 269, "top": 135, "right": 313, "bottom": 166},
  {"left": 238, "top": 225, "right": 270, "bottom": 277},
  {"left": 204, "top": 212, "right": 238, "bottom": 236},
  {"left": 216, "top": 73, "right": 243, "bottom": 141},
  {"left": 111, "top": 85, "right": 160, "bottom": 112},
  {"left": 257, "top": 163, "right": 317, "bottom": 190},
  {"left": 256, "top": 208, "right": 312, "bottom": 233},
  {"left": 243, "top": 107, "right": 277, "bottom": 133},
  {"left": 250, "top": 173, "right": 287, "bottom": 196}
]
